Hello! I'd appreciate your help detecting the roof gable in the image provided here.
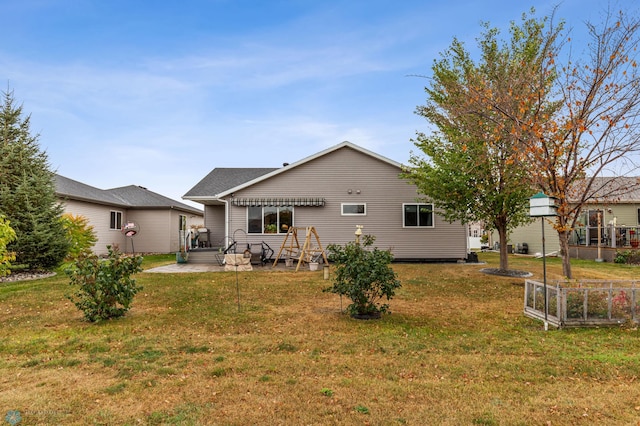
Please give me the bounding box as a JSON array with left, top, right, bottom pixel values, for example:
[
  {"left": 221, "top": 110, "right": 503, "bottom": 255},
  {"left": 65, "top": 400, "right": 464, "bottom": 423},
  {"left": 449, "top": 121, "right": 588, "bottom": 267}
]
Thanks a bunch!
[
  {"left": 184, "top": 141, "right": 401, "bottom": 201},
  {"left": 217, "top": 142, "right": 401, "bottom": 198}
]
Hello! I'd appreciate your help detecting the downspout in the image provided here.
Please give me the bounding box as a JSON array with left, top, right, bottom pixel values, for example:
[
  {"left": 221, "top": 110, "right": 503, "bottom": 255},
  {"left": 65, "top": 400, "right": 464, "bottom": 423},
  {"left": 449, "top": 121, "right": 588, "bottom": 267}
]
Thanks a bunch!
[{"left": 222, "top": 198, "right": 230, "bottom": 245}]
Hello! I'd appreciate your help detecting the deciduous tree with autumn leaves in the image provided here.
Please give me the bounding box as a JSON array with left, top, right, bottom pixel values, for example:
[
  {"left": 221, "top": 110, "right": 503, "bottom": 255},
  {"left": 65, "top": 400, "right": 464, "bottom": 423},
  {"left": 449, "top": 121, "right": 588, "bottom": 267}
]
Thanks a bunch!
[{"left": 405, "top": 7, "right": 640, "bottom": 278}]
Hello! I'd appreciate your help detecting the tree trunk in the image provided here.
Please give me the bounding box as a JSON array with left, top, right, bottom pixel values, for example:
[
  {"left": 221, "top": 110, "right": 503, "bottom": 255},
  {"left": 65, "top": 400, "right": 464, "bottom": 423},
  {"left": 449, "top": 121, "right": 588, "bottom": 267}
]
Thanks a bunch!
[
  {"left": 497, "top": 225, "right": 509, "bottom": 271},
  {"left": 558, "top": 229, "right": 572, "bottom": 279}
]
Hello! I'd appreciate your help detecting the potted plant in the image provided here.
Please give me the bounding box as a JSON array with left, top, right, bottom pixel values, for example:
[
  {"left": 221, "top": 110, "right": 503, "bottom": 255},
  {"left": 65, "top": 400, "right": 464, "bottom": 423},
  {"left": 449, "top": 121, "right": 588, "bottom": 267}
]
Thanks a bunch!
[
  {"left": 176, "top": 249, "right": 188, "bottom": 263},
  {"left": 324, "top": 235, "right": 401, "bottom": 319},
  {"left": 264, "top": 224, "right": 277, "bottom": 234}
]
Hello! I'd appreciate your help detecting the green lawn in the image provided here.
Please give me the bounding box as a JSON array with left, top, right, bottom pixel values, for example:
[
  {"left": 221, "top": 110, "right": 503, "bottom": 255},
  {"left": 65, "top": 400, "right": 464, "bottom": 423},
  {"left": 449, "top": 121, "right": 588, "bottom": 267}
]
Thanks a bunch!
[{"left": 1, "top": 253, "right": 639, "bottom": 425}]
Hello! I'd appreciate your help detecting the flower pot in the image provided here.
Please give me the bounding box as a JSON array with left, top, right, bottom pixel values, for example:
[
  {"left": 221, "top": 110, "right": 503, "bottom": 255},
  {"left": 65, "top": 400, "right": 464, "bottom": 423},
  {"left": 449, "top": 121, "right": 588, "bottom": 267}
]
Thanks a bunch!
[
  {"left": 631, "top": 240, "right": 639, "bottom": 249},
  {"left": 176, "top": 252, "right": 188, "bottom": 263},
  {"left": 309, "top": 262, "right": 319, "bottom": 271}
]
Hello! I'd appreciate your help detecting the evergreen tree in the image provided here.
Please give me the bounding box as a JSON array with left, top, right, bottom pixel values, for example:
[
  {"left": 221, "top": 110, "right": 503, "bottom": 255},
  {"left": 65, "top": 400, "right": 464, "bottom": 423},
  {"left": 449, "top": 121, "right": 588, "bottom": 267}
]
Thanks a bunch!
[{"left": 0, "top": 89, "right": 69, "bottom": 270}]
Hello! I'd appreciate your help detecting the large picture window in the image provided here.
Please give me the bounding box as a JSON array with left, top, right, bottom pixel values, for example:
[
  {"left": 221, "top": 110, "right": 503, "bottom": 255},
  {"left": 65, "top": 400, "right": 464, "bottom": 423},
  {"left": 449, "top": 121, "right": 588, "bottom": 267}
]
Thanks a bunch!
[
  {"left": 110, "top": 211, "right": 123, "bottom": 230},
  {"left": 248, "top": 206, "right": 293, "bottom": 234},
  {"left": 341, "top": 203, "right": 366, "bottom": 216},
  {"left": 403, "top": 204, "right": 433, "bottom": 227}
]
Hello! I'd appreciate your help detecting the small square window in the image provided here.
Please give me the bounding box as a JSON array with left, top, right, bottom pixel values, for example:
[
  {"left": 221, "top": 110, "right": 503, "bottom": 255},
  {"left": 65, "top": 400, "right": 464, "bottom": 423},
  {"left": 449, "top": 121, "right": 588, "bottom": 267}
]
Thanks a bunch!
[{"left": 341, "top": 203, "right": 366, "bottom": 216}]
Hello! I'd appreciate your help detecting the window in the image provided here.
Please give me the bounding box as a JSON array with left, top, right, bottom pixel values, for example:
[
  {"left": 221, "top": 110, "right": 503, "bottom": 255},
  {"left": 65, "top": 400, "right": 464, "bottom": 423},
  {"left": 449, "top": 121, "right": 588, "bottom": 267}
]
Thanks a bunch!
[
  {"left": 110, "top": 211, "right": 123, "bottom": 230},
  {"left": 403, "top": 204, "right": 433, "bottom": 227},
  {"left": 248, "top": 206, "right": 293, "bottom": 234},
  {"left": 341, "top": 203, "right": 366, "bottom": 216},
  {"left": 588, "top": 209, "right": 603, "bottom": 228}
]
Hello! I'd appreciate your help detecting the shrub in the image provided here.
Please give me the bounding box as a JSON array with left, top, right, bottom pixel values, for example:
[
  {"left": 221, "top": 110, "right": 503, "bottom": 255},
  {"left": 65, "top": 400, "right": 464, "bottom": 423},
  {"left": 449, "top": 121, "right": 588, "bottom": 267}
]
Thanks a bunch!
[
  {"left": 614, "top": 250, "right": 640, "bottom": 265},
  {"left": 65, "top": 245, "right": 143, "bottom": 322},
  {"left": 62, "top": 213, "right": 97, "bottom": 260},
  {"left": 0, "top": 215, "right": 17, "bottom": 277},
  {"left": 324, "top": 235, "right": 401, "bottom": 317}
]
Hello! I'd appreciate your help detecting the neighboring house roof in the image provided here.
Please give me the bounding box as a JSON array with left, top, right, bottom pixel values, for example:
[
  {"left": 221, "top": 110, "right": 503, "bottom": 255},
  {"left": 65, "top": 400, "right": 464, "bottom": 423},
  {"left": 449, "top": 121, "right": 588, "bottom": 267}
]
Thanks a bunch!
[
  {"left": 55, "top": 174, "right": 129, "bottom": 207},
  {"left": 571, "top": 176, "right": 640, "bottom": 203},
  {"left": 55, "top": 174, "right": 203, "bottom": 215},
  {"left": 183, "top": 141, "right": 402, "bottom": 202}
]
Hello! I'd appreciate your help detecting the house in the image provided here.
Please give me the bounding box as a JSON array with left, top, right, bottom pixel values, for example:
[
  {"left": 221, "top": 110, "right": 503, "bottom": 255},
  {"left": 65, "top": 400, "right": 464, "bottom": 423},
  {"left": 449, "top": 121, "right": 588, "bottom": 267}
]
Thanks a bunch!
[
  {"left": 182, "top": 141, "right": 469, "bottom": 262},
  {"left": 568, "top": 177, "right": 640, "bottom": 261},
  {"left": 55, "top": 174, "right": 203, "bottom": 255},
  {"left": 506, "top": 177, "right": 640, "bottom": 261}
]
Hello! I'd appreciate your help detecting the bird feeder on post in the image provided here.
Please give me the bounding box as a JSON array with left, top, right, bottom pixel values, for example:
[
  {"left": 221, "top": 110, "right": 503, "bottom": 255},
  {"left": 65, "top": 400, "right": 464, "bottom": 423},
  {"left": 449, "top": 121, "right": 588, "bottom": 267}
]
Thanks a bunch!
[
  {"left": 529, "top": 192, "right": 558, "bottom": 331},
  {"left": 354, "top": 225, "right": 363, "bottom": 245}
]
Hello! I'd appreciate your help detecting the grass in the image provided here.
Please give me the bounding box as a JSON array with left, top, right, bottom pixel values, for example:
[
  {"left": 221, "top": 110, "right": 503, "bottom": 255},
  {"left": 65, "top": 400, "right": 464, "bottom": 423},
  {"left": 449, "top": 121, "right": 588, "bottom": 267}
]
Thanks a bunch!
[{"left": 1, "top": 252, "right": 639, "bottom": 425}]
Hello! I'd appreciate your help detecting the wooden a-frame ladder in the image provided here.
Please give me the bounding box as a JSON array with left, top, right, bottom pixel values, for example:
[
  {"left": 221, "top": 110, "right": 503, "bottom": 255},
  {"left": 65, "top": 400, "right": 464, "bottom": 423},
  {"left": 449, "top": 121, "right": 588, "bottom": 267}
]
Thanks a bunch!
[{"left": 272, "top": 226, "right": 328, "bottom": 271}]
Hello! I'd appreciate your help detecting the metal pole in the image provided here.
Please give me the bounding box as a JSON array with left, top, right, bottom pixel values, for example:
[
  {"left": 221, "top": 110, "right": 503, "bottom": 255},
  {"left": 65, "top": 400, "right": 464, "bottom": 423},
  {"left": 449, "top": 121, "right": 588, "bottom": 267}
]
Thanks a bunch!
[
  {"left": 235, "top": 263, "right": 241, "bottom": 312},
  {"left": 541, "top": 218, "right": 548, "bottom": 331}
]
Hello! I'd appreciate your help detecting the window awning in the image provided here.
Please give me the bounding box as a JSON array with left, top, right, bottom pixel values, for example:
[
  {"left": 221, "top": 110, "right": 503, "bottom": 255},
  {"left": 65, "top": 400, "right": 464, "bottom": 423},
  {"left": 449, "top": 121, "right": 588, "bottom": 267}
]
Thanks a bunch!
[{"left": 230, "top": 197, "right": 325, "bottom": 207}]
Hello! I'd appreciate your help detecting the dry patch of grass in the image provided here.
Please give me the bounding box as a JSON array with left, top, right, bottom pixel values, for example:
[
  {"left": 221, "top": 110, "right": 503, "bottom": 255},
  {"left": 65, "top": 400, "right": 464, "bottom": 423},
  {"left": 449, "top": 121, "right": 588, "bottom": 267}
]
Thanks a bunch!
[{"left": 1, "top": 253, "right": 640, "bottom": 425}]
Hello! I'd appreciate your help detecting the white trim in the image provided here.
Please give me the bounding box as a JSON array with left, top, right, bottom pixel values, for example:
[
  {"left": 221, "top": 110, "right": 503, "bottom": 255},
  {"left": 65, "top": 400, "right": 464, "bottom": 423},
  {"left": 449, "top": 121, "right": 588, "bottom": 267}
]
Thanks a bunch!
[
  {"left": 246, "top": 205, "right": 295, "bottom": 234},
  {"left": 109, "top": 210, "right": 123, "bottom": 230},
  {"left": 402, "top": 203, "right": 435, "bottom": 228},
  {"left": 341, "top": 203, "right": 367, "bottom": 216}
]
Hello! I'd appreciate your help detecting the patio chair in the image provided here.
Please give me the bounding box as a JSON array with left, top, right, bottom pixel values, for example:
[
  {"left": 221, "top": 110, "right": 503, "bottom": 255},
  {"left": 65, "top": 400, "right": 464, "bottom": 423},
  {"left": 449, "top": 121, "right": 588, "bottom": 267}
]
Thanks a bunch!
[{"left": 247, "top": 241, "right": 274, "bottom": 266}]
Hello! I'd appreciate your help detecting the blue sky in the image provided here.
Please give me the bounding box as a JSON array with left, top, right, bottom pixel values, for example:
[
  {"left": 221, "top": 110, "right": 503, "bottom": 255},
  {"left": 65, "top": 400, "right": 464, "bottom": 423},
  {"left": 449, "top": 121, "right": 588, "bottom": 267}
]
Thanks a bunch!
[{"left": 1, "top": 0, "right": 625, "bottom": 207}]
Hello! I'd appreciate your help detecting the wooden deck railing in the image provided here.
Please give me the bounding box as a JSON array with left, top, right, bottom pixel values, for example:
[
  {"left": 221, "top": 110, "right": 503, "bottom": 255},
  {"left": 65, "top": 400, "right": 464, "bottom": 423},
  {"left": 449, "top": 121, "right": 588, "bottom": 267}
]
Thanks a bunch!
[{"left": 569, "top": 225, "right": 639, "bottom": 249}]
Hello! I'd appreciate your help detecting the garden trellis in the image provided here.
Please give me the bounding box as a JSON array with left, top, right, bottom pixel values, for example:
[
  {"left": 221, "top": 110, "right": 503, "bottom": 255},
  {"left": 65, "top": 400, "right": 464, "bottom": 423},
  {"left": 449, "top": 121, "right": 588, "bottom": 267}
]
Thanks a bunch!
[{"left": 524, "top": 279, "right": 640, "bottom": 328}]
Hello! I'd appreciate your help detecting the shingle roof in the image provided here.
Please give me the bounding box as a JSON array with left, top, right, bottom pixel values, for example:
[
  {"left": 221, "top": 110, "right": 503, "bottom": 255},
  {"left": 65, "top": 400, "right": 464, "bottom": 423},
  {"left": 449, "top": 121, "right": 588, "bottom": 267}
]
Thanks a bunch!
[
  {"left": 55, "top": 174, "right": 202, "bottom": 214},
  {"left": 183, "top": 168, "right": 278, "bottom": 198},
  {"left": 582, "top": 176, "right": 640, "bottom": 203},
  {"left": 55, "top": 175, "right": 128, "bottom": 206}
]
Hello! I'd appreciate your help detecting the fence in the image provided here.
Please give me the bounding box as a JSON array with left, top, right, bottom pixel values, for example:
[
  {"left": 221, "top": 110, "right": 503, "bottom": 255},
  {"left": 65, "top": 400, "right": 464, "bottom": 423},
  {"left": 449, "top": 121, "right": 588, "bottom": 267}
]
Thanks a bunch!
[{"left": 524, "top": 279, "right": 640, "bottom": 328}]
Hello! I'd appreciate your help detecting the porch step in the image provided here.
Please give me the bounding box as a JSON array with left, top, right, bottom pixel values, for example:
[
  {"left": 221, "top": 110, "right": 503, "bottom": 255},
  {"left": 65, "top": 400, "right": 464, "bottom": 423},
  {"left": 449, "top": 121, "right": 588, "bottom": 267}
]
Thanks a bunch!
[{"left": 186, "top": 249, "right": 221, "bottom": 264}]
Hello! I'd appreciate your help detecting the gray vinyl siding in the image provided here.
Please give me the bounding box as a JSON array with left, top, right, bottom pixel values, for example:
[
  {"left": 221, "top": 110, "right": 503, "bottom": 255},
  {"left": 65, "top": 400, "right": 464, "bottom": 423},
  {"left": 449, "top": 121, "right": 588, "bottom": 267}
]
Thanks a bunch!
[
  {"left": 205, "top": 205, "right": 227, "bottom": 247},
  {"left": 594, "top": 203, "right": 640, "bottom": 227},
  {"left": 61, "top": 200, "right": 204, "bottom": 254},
  {"left": 224, "top": 146, "right": 467, "bottom": 260},
  {"left": 124, "top": 210, "right": 169, "bottom": 253},
  {"left": 61, "top": 199, "right": 126, "bottom": 255}
]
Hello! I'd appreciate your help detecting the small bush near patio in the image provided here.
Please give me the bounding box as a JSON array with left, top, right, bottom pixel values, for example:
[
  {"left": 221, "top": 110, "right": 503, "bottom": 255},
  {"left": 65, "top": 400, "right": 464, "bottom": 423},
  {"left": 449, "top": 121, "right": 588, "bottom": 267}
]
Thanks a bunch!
[
  {"left": 324, "top": 234, "right": 401, "bottom": 318},
  {"left": 65, "top": 245, "right": 143, "bottom": 322}
]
